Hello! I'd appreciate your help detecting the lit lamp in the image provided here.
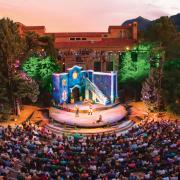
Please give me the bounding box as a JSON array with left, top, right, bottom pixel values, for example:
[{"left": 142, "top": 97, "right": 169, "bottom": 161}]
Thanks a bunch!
[
  {"left": 73, "top": 71, "right": 78, "bottom": 79},
  {"left": 126, "top": 46, "right": 130, "bottom": 51}
]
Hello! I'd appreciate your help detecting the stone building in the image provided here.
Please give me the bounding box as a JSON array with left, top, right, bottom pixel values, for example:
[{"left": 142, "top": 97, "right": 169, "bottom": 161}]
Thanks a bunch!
[{"left": 17, "top": 22, "right": 138, "bottom": 72}]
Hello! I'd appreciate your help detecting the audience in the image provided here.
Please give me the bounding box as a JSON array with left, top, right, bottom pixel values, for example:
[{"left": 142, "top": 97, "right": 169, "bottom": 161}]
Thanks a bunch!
[{"left": 0, "top": 118, "right": 179, "bottom": 179}]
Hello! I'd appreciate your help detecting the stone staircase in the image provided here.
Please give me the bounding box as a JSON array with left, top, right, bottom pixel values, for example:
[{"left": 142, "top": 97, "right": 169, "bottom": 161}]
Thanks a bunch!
[{"left": 85, "top": 78, "right": 110, "bottom": 105}]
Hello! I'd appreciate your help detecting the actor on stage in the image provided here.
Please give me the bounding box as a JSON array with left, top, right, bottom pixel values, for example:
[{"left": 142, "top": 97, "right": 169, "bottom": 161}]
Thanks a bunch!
[
  {"left": 75, "top": 105, "right": 79, "bottom": 117},
  {"left": 96, "top": 114, "right": 103, "bottom": 123},
  {"left": 88, "top": 105, "right": 93, "bottom": 115}
]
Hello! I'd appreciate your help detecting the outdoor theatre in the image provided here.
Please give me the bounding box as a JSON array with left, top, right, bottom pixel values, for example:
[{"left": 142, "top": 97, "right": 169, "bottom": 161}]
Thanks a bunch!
[{"left": 49, "top": 65, "right": 129, "bottom": 131}]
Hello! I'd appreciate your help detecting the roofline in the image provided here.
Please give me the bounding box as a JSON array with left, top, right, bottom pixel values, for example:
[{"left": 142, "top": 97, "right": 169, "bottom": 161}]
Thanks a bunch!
[{"left": 24, "top": 26, "right": 46, "bottom": 29}]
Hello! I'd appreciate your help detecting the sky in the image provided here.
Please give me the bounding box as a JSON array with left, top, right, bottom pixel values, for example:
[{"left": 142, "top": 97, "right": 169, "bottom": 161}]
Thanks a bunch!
[{"left": 0, "top": 0, "right": 180, "bottom": 32}]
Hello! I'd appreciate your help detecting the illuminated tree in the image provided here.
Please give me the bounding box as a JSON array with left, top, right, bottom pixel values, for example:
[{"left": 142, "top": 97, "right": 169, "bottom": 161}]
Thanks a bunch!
[
  {"left": 141, "top": 70, "right": 159, "bottom": 111},
  {"left": 119, "top": 45, "right": 151, "bottom": 83},
  {"left": 118, "top": 44, "right": 151, "bottom": 100},
  {"left": 141, "top": 45, "right": 165, "bottom": 111},
  {"left": 39, "top": 56, "right": 59, "bottom": 92},
  {"left": 22, "top": 56, "right": 60, "bottom": 93},
  {"left": 22, "top": 57, "right": 40, "bottom": 79},
  {"left": 119, "top": 52, "right": 136, "bottom": 83}
]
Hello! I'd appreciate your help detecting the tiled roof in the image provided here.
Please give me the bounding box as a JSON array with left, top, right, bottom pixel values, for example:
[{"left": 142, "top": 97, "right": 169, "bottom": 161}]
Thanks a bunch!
[
  {"left": 55, "top": 38, "right": 135, "bottom": 49},
  {"left": 108, "top": 25, "right": 131, "bottom": 31},
  {"left": 47, "top": 32, "right": 108, "bottom": 37},
  {"left": 24, "top": 26, "right": 45, "bottom": 30}
]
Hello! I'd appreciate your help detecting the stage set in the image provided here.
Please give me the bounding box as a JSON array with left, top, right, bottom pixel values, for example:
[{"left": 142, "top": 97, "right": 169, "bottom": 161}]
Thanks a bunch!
[{"left": 49, "top": 66, "right": 131, "bottom": 133}]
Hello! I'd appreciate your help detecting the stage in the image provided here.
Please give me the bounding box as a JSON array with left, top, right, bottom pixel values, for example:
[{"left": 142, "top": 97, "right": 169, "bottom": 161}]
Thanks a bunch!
[
  {"left": 55, "top": 101, "right": 121, "bottom": 113},
  {"left": 49, "top": 103, "right": 127, "bottom": 128},
  {"left": 48, "top": 66, "right": 133, "bottom": 134}
]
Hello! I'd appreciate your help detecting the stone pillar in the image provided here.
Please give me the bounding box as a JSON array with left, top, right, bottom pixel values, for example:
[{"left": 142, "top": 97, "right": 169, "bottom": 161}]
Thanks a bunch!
[
  {"left": 132, "top": 22, "right": 138, "bottom": 41},
  {"left": 113, "top": 53, "right": 119, "bottom": 72},
  {"left": 92, "top": 92, "right": 96, "bottom": 102},
  {"left": 111, "top": 71, "right": 114, "bottom": 103},
  {"left": 85, "top": 89, "right": 89, "bottom": 99}
]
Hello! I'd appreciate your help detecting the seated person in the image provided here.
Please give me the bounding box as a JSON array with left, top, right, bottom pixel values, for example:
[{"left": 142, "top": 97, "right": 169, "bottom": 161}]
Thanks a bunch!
[{"left": 96, "top": 114, "right": 102, "bottom": 123}]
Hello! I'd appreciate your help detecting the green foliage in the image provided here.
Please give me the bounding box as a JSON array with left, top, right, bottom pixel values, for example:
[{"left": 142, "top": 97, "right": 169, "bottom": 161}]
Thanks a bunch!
[
  {"left": 166, "top": 34, "right": 180, "bottom": 60},
  {"left": 162, "top": 60, "right": 180, "bottom": 114},
  {"left": 0, "top": 72, "right": 9, "bottom": 104},
  {"left": 143, "top": 16, "right": 177, "bottom": 46},
  {"left": 163, "top": 59, "right": 180, "bottom": 70},
  {"left": 23, "top": 32, "right": 58, "bottom": 60},
  {"left": 0, "top": 18, "right": 58, "bottom": 113},
  {"left": 39, "top": 56, "right": 59, "bottom": 92},
  {"left": 11, "top": 72, "right": 40, "bottom": 103},
  {"left": 141, "top": 70, "right": 159, "bottom": 111},
  {"left": 38, "top": 35, "right": 58, "bottom": 59},
  {"left": 22, "top": 56, "right": 60, "bottom": 93},
  {"left": 22, "top": 57, "right": 40, "bottom": 79},
  {"left": 142, "top": 16, "right": 180, "bottom": 60},
  {"left": 24, "top": 31, "right": 39, "bottom": 53},
  {"left": 118, "top": 44, "right": 151, "bottom": 101},
  {"left": 119, "top": 45, "right": 150, "bottom": 83},
  {"left": 0, "top": 18, "right": 22, "bottom": 74},
  {"left": 0, "top": 18, "right": 23, "bottom": 114}
]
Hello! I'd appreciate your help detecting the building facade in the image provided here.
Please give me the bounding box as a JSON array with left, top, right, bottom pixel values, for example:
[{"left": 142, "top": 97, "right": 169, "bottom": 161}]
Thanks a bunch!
[
  {"left": 17, "top": 22, "right": 138, "bottom": 72},
  {"left": 52, "top": 66, "right": 118, "bottom": 105}
]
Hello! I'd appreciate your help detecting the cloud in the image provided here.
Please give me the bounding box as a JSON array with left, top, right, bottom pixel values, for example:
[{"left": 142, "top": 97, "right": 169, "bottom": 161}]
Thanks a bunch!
[{"left": 0, "top": 0, "right": 179, "bottom": 31}]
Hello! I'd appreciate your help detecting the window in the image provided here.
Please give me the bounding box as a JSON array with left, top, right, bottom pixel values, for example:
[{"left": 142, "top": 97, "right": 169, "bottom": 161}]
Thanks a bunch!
[
  {"left": 70, "top": 38, "right": 75, "bottom": 40},
  {"left": 131, "top": 52, "right": 138, "bottom": 61},
  {"left": 76, "top": 56, "right": 83, "bottom": 62},
  {"left": 76, "top": 37, "right": 81, "bottom": 40},
  {"left": 82, "top": 37, "right": 87, "bottom": 40},
  {"left": 94, "top": 61, "right": 101, "bottom": 71},
  {"left": 103, "top": 34, "right": 108, "bottom": 37},
  {"left": 106, "top": 61, "right": 113, "bottom": 71}
]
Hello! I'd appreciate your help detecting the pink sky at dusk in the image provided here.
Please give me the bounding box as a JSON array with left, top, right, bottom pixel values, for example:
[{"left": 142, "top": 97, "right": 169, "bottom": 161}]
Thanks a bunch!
[{"left": 0, "top": 0, "right": 180, "bottom": 32}]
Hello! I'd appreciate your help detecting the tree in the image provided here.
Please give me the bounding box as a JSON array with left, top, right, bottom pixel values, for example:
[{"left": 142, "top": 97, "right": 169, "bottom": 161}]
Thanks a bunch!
[
  {"left": 119, "top": 44, "right": 151, "bottom": 83},
  {"left": 0, "top": 18, "right": 23, "bottom": 114},
  {"left": 24, "top": 31, "right": 39, "bottom": 53},
  {"left": 162, "top": 60, "right": 180, "bottom": 114},
  {"left": 141, "top": 70, "right": 159, "bottom": 111},
  {"left": 22, "top": 56, "right": 60, "bottom": 93},
  {"left": 140, "top": 16, "right": 180, "bottom": 113},
  {"left": 118, "top": 44, "right": 151, "bottom": 100},
  {"left": 142, "top": 16, "right": 180, "bottom": 61},
  {"left": 141, "top": 45, "right": 165, "bottom": 111},
  {"left": 38, "top": 35, "right": 58, "bottom": 60},
  {"left": 23, "top": 32, "right": 58, "bottom": 60},
  {"left": 11, "top": 72, "right": 39, "bottom": 103},
  {"left": 22, "top": 57, "right": 40, "bottom": 79},
  {"left": 166, "top": 34, "right": 180, "bottom": 60},
  {"left": 143, "top": 16, "right": 177, "bottom": 46},
  {"left": 39, "top": 56, "right": 59, "bottom": 92},
  {"left": 22, "top": 56, "right": 60, "bottom": 105},
  {"left": 0, "top": 72, "right": 9, "bottom": 106}
]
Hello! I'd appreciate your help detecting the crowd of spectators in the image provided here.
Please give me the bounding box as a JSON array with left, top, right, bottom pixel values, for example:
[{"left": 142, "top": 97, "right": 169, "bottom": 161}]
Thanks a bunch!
[{"left": 0, "top": 118, "right": 179, "bottom": 180}]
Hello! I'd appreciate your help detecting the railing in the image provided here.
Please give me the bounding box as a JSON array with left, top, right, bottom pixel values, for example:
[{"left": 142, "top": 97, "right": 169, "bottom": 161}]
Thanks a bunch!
[{"left": 85, "top": 78, "right": 110, "bottom": 105}]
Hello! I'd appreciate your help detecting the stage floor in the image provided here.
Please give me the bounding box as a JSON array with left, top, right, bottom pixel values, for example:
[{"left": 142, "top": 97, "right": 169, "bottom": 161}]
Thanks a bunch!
[
  {"left": 64, "top": 102, "right": 104, "bottom": 110},
  {"left": 49, "top": 104, "right": 127, "bottom": 127},
  {"left": 56, "top": 102, "right": 120, "bottom": 113}
]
